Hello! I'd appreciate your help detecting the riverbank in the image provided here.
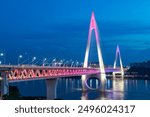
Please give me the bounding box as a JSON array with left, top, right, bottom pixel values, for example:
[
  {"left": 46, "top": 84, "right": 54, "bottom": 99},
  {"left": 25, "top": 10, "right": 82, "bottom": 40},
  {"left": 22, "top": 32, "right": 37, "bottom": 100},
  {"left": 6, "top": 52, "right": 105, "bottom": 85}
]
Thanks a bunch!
[{"left": 107, "top": 75, "right": 150, "bottom": 80}]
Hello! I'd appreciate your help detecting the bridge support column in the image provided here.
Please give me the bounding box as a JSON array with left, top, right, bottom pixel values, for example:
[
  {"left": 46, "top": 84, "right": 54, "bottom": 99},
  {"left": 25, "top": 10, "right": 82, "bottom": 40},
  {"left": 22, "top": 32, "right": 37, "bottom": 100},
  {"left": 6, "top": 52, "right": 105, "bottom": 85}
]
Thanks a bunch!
[
  {"left": 81, "top": 75, "right": 87, "bottom": 91},
  {"left": 0, "top": 72, "right": 9, "bottom": 98},
  {"left": 94, "top": 74, "right": 106, "bottom": 91},
  {"left": 81, "top": 91, "right": 88, "bottom": 100},
  {"left": 46, "top": 79, "right": 58, "bottom": 100}
]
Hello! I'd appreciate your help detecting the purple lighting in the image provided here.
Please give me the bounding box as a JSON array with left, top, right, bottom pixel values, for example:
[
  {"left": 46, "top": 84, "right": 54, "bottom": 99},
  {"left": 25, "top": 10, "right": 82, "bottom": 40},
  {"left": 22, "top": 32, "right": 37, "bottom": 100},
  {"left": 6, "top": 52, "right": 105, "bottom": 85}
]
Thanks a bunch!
[
  {"left": 113, "top": 45, "right": 124, "bottom": 78},
  {"left": 82, "top": 12, "right": 106, "bottom": 90}
]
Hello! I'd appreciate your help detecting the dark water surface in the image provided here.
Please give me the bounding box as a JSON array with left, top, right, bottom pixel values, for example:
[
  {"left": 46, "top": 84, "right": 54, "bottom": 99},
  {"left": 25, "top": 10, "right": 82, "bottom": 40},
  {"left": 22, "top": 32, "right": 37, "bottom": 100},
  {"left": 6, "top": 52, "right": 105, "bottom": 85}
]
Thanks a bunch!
[{"left": 10, "top": 77, "right": 150, "bottom": 100}]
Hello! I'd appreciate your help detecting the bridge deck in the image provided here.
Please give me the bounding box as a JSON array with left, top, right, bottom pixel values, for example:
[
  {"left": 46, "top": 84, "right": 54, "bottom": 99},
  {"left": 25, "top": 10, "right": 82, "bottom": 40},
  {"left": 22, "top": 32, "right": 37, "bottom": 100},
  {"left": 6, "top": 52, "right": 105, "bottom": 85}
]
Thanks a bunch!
[{"left": 0, "top": 65, "right": 121, "bottom": 82}]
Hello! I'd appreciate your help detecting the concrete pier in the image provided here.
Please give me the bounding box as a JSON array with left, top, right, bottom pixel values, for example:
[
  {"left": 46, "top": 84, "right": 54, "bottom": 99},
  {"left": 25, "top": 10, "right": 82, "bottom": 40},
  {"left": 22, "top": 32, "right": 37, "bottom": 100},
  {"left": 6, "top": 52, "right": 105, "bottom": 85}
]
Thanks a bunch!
[{"left": 0, "top": 72, "right": 9, "bottom": 98}]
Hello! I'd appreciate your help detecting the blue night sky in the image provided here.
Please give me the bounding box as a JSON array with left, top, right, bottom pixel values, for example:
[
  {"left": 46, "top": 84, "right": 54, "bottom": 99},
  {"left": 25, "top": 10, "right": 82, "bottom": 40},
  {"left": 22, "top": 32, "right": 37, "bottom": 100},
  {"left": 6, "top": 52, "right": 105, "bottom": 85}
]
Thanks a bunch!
[{"left": 1, "top": 0, "right": 150, "bottom": 65}]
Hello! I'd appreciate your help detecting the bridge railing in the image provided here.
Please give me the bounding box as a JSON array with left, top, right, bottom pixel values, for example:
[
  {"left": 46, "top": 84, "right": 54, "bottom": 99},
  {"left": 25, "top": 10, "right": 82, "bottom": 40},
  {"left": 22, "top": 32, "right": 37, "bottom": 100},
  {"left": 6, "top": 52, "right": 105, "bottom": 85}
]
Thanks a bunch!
[{"left": 7, "top": 67, "right": 100, "bottom": 81}]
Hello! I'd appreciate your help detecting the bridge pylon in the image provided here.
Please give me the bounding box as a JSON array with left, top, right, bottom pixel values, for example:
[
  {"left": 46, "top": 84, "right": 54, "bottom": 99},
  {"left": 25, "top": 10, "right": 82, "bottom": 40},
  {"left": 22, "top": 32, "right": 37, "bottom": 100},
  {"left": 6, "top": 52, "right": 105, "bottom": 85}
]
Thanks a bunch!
[
  {"left": 113, "top": 45, "right": 124, "bottom": 78},
  {"left": 81, "top": 12, "right": 106, "bottom": 90}
]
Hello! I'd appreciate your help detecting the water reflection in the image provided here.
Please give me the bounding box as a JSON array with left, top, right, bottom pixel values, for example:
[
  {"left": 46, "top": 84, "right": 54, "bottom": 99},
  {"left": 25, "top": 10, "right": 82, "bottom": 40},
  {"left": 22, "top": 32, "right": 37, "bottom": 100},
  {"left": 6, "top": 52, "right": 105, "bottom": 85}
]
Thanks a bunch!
[
  {"left": 112, "top": 79, "right": 124, "bottom": 100},
  {"left": 81, "top": 91, "right": 88, "bottom": 100},
  {"left": 145, "top": 80, "right": 148, "bottom": 89},
  {"left": 9, "top": 76, "right": 150, "bottom": 100},
  {"left": 56, "top": 77, "right": 125, "bottom": 100},
  {"left": 56, "top": 77, "right": 146, "bottom": 100}
]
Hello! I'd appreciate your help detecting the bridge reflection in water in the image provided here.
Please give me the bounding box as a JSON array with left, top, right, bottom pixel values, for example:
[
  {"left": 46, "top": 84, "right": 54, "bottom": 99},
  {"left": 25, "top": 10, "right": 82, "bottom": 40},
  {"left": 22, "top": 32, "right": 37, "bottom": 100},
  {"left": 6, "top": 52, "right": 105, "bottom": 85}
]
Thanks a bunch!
[
  {"left": 8, "top": 77, "right": 123, "bottom": 100},
  {"left": 57, "top": 78, "right": 150, "bottom": 100},
  {"left": 9, "top": 77, "right": 150, "bottom": 100}
]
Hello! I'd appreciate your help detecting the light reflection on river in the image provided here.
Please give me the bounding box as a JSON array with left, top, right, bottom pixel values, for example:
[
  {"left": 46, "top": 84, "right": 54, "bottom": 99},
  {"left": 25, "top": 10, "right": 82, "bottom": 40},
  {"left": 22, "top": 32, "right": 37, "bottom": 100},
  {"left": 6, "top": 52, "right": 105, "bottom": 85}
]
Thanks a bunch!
[{"left": 10, "top": 77, "right": 150, "bottom": 100}]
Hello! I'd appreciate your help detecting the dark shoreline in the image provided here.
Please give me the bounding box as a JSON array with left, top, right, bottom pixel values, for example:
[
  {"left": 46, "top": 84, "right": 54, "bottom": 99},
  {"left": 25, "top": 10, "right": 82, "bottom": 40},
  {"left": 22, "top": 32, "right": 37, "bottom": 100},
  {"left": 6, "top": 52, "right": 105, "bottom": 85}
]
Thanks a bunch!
[
  {"left": 107, "top": 75, "right": 150, "bottom": 80},
  {"left": 124, "top": 77, "right": 150, "bottom": 80}
]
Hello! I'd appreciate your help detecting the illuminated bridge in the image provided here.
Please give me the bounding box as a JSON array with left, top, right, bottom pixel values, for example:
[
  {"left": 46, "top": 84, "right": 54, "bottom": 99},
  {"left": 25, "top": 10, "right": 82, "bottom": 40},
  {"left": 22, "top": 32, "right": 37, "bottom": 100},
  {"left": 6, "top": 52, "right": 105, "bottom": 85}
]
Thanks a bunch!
[
  {"left": 0, "top": 12, "right": 124, "bottom": 99},
  {"left": 0, "top": 65, "right": 120, "bottom": 82}
]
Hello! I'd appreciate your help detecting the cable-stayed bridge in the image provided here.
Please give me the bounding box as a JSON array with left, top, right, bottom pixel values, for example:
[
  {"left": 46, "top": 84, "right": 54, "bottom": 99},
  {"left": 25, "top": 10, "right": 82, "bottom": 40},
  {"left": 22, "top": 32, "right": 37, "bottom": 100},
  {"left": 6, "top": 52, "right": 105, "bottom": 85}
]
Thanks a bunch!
[{"left": 0, "top": 12, "right": 124, "bottom": 99}]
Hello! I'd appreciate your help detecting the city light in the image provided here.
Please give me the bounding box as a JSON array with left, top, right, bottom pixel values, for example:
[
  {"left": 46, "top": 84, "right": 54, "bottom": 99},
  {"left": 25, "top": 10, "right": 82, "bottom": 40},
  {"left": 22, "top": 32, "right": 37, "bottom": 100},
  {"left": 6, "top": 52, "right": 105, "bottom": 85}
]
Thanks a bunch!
[
  {"left": 19, "top": 55, "right": 23, "bottom": 58},
  {"left": 43, "top": 58, "right": 47, "bottom": 66},
  {"left": 0, "top": 53, "right": 4, "bottom": 56},
  {"left": 18, "top": 55, "right": 23, "bottom": 65},
  {"left": 31, "top": 57, "right": 37, "bottom": 65}
]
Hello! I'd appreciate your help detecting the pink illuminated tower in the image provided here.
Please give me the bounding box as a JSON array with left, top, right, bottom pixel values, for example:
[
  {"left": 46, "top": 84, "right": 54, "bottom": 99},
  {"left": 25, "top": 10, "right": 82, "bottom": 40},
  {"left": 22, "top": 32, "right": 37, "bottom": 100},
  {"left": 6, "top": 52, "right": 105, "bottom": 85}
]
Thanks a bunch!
[{"left": 82, "top": 12, "right": 106, "bottom": 90}]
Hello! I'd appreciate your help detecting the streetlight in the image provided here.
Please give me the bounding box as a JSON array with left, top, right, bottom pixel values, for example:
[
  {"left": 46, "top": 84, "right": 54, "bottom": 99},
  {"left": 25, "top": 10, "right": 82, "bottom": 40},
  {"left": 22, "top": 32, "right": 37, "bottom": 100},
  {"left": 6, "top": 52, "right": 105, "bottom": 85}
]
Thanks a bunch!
[
  {"left": 18, "top": 55, "right": 23, "bottom": 65},
  {"left": 75, "top": 60, "right": 79, "bottom": 67},
  {"left": 32, "top": 57, "right": 36, "bottom": 65},
  {"left": 57, "top": 59, "right": 64, "bottom": 67},
  {"left": 0, "top": 61, "right": 2, "bottom": 65},
  {"left": 0, "top": 53, "right": 6, "bottom": 64},
  {"left": 71, "top": 61, "right": 74, "bottom": 67},
  {"left": 0, "top": 53, "right": 4, "bottom": 56},
  {"left": 63, "top": 60, "right": 69, "bottom": 67},
  {"left": 43, "top": 58, "right": 47, "bottom": 66},
  {"left": 52, "top": 58, "right": 56, "bottom": 62},
  {"left": 0, "top": 53, "right": 4, "bottom": 65},
  {"left": 51, "top": 58, "right": 56, "bottom": 66},
  {"left": 18, "top": 52, "right": 30, "bottom": 65}
]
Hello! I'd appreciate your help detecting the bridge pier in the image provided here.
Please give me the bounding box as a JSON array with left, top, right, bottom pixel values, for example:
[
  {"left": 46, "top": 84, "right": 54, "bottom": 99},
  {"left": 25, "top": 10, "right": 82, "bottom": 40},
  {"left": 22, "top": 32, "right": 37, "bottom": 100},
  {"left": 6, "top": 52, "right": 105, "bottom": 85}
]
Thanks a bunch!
[
  {"left": 95, "top": 74, "right": 106, "bottom": 91},
  {"left": 81, "top": 91, "right": 88, "bottom": 100},
  {"left": 46, "top": 79, "right": 58, "bottom": 100},
  {"left": 0, "top": 72, "right": 9, "bottom": 98},
  {"left": 81, "top": 75, "right": 87, "bottom": 91}
]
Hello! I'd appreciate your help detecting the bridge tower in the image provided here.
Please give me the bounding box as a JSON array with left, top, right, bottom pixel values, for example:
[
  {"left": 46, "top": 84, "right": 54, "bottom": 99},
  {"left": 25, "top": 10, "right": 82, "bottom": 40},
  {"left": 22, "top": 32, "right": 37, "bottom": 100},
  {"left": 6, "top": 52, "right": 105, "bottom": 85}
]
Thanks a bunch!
[
  {"left": 82, "top": 12, "right": 106, "bottom": 90},
  {"left": 113, "top": 45, "right": 124, "bottom": 78}
]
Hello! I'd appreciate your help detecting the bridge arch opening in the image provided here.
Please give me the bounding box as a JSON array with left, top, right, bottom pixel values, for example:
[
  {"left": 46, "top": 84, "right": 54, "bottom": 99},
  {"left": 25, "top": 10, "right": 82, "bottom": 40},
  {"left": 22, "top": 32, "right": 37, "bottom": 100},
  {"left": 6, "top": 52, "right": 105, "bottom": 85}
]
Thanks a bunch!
[{"left": 85, "top": 77, "right": 101, "bottom": 90}]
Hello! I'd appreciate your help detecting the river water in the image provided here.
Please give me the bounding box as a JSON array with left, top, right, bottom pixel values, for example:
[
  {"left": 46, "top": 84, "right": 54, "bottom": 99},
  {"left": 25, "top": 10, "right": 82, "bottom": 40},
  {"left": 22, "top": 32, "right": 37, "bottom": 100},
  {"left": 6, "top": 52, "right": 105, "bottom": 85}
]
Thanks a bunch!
[{"left": 10, "top": 77, "right": 150, "bottom": 100}]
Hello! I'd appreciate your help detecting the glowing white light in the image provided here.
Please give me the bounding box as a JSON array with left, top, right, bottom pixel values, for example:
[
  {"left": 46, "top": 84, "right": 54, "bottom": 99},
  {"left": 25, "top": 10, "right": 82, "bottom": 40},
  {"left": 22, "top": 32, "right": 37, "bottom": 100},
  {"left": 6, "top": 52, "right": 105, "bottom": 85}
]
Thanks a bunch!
[
  {"left": 33, "top": 57, "right": 36, "bottom": 60},
  {"left": 82, "top": 12, "right": 106, "bottom": 90},
  {"left": 19, "top": 55, "right": 23, "bottom": 58},
  {"left": 113, "top": 45, "right": 124, "bottom": 78},
  {"left": 0, "top": 53, "right": 4, "bottom": 56}
]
